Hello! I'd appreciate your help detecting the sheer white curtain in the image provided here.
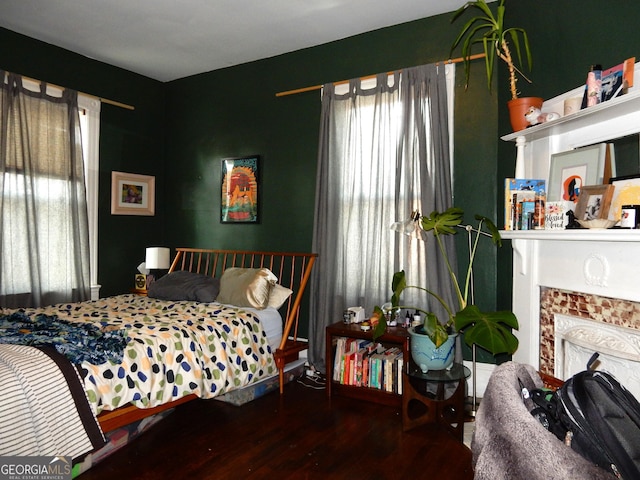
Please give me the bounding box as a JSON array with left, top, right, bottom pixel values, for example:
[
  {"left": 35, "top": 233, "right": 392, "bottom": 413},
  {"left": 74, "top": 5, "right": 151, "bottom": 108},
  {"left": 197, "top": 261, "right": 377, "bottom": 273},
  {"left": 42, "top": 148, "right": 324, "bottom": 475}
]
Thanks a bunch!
[
  {"left": 0, "top": 72, "right": 91, "bottom": 308},
  {"left": 309, "top": 63, "right": 456, "bottom": 372}
]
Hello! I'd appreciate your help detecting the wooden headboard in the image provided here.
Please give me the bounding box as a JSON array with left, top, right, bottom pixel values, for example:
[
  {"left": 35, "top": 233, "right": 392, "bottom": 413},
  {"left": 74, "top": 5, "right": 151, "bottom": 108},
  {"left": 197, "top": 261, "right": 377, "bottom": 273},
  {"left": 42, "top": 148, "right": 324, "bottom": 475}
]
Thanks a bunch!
[{"left": 170, "top": 248, "right": 318, "bottom": 393}]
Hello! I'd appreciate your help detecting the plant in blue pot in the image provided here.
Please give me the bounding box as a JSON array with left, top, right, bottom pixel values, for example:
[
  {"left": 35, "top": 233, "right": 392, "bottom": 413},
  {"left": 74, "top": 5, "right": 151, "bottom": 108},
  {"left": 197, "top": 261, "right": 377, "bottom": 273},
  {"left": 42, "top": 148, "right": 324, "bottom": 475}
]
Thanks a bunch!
[{"left": 371, "top": 207, "right": 519, "bottom": 372}]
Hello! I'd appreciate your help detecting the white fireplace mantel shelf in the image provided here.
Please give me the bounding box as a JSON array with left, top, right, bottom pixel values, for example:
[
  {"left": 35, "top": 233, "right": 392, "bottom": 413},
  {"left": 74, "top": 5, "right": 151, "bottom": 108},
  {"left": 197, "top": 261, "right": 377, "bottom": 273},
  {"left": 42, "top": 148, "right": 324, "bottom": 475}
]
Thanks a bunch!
[
  {"left": 501, "top": 88, "right": 640, "bottom": 145},
  {"left": 501, "top": 229, "right": 640, "bottom": 242}
]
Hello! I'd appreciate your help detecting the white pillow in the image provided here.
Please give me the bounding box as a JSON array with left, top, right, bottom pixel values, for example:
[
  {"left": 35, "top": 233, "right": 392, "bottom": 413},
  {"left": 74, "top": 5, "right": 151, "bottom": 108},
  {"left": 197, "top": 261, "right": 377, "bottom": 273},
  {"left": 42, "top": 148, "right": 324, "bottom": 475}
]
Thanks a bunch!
[
  {"left": 268, "top": 284, "right": 293, "bottom": 309},
  {"left": 216, "top": 267, "right": 277, "bottom": 309}
]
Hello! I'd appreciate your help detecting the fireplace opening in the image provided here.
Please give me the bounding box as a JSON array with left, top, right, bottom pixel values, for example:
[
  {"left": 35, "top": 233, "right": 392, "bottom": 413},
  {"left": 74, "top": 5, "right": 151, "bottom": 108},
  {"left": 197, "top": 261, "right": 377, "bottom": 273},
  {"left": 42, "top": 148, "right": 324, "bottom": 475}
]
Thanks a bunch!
[{"left": 540, "top": 287, "right": 640, "bottom": 399}]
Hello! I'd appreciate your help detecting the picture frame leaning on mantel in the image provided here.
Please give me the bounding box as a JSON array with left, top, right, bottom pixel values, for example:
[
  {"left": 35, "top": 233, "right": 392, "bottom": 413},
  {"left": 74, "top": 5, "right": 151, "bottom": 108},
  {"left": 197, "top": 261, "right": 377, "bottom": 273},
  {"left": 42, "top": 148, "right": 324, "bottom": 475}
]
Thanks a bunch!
[{"left": 575, "top": 184, "right": 614, "bottom": 221}]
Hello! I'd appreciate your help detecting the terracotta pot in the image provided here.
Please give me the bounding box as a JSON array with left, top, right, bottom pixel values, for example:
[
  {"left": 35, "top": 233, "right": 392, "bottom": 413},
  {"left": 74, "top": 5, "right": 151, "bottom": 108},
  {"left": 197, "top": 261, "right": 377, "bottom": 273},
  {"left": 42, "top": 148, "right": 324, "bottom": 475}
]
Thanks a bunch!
[{"left": 507, "top": 96, "right": 544, "bottom": 132}]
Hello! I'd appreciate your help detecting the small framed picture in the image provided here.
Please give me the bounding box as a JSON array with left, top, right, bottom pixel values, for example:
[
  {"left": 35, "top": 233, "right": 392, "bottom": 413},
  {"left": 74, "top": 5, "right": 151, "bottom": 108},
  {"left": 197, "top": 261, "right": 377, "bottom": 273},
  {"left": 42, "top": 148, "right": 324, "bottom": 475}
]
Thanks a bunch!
[
  {"left": 111, "top": 171, "right": 155, "bottom": 216},
  {"left": 221, "top": 155, "right": 260, "bottom": 223},
  {"left": 575, "top": 184, "right": 614, "bottom": 221}
]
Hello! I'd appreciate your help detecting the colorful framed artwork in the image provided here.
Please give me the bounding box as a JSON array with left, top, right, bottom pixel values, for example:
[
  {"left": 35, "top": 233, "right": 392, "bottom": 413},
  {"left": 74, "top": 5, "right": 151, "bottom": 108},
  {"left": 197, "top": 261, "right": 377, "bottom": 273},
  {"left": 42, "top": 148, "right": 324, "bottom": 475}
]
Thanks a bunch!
[
  {"left": 221, "top": 155, "right": 260, "bottom": 223},
  {"left": 547, "top": 144, "right": 609, "bottom": 203},
  {"left": 608, "top": 174, "right": 640, "bottom": 223},
  {"left": 575, "top": 184, "right": 614, "bottom": 221},
  {"left": 110, "top": 171, "right": 155, "bottom": 216}
]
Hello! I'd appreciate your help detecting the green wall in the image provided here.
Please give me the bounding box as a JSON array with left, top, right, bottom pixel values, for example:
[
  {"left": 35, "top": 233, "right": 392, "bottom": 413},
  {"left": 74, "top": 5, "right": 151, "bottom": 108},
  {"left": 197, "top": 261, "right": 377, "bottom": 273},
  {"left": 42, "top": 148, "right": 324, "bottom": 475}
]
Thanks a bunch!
[
  {"left": 17, "top": 0, "right": 640, "bottom": 342},
  {"left": 0, "top": 28, "right": 166, "bottom": 296},
  {"left": 0, "top": 9, "right": 502, "bottom": 341},
  {"left": 164, "top": 13, "right": 498, "bottom": 340}
]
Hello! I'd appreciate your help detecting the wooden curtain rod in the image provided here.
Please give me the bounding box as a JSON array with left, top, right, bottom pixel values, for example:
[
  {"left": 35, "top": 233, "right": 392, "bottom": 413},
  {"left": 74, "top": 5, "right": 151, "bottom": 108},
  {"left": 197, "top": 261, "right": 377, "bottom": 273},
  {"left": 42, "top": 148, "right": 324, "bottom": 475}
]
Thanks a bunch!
[
  {"left": 95, "top": 96, "right": 135, "bottom": 111},
  {"left": 5, "top": 71, "right": 135, "bottom": 110},
  {"left": 275, "top": 53, "right": 486, "bottom": 97}
]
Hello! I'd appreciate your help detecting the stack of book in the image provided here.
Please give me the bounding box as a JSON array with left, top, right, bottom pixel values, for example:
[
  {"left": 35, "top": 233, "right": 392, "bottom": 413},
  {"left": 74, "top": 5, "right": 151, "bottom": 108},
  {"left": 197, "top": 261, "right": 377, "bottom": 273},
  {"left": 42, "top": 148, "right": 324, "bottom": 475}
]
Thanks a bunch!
[
  {"left": 332, "top": 337, "right": 404, "bottom": 394},
  {"left": 504, "top": 178, "right": 547, "bottom": 230}
]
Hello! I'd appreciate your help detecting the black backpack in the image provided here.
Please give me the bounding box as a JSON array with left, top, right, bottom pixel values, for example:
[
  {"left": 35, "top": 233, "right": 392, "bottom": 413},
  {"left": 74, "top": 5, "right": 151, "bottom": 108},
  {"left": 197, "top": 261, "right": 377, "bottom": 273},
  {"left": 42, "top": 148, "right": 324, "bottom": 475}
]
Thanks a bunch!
[{"left": 531, "top": 353, "right": 640, "bottom": 479}]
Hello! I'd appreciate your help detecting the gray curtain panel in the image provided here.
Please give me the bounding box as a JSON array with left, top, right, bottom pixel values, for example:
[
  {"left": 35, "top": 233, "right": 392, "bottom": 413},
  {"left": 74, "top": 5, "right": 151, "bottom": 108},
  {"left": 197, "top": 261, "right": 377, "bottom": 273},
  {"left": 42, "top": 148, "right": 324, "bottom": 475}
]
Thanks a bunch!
[
  {"left": 0, "top": 72, "right": 90, "bottom": 308},
  {"left": 309, "top": 63, "right": 456, "bottom": 372}
]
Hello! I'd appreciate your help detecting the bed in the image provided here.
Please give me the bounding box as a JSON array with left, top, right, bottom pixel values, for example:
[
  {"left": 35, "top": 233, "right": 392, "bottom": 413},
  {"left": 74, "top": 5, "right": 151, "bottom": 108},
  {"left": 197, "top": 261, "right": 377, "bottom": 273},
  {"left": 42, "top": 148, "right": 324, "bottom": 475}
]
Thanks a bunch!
[{"left": 0, "top": 248, "right": 316, "bottom": 455}]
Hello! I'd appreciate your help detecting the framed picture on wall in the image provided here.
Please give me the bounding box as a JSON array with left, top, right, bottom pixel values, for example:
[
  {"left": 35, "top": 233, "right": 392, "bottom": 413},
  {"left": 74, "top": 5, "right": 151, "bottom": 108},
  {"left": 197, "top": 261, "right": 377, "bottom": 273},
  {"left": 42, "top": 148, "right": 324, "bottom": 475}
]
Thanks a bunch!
[
  {"left": 221, "top": 155, "right": 260, "bottom": 223},
  {"left": 111, "top": 171, "right": 155, "bottom": 216}
]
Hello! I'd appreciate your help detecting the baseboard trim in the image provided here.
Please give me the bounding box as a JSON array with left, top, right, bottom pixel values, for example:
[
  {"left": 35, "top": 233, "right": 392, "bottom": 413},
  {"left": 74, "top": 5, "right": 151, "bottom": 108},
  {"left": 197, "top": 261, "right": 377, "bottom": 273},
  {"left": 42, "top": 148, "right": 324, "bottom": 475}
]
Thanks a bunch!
[{"left": 463, "top": 360, "right": 495, "bottom": 399}]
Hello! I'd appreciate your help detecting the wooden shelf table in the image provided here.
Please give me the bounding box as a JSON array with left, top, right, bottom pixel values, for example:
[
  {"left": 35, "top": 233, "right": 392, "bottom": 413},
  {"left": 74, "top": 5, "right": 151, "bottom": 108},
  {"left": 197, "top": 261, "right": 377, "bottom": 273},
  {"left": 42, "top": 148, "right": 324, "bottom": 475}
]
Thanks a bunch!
[{"left": 402, "top": 362, "right": 470, "bottom": 441}]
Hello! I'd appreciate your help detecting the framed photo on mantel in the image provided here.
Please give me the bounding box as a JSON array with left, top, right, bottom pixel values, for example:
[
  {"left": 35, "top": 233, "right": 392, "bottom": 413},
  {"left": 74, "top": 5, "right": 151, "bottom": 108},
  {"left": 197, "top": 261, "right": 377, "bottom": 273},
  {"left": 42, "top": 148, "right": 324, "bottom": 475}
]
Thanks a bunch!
[
  {"left": 608, "top": 174, "right": 640, "bottom": 222},
  {"left": 575, "top": 184, "right": 614, "bottom": 221},
  {"left": 547, "top": 143, "right": 614, "bottom": 204}
]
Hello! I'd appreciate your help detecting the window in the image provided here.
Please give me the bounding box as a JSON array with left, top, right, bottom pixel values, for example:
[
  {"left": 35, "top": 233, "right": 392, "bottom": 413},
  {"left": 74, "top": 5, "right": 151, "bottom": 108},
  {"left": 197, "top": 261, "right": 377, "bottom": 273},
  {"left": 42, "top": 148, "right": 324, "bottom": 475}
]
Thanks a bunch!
[
  {"left": 309, "top": 64, "right": 457, "bottom": 370},
  {"left": 1, "top": 77, "right": 100, "bottom": 304}
]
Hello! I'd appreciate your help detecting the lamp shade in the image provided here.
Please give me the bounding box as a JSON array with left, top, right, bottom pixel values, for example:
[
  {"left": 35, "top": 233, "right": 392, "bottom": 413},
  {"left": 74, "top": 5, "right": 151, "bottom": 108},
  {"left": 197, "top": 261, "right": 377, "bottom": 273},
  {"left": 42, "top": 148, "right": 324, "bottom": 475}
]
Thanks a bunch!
[{"left": 145, "top": 247, "right": 170, "bottom": 269}]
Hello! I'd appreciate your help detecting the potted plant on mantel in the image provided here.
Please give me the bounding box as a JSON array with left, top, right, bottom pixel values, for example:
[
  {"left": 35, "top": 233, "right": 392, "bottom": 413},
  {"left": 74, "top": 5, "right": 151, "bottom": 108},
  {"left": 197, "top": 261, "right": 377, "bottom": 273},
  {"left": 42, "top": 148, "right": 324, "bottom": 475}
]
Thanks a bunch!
[
  {"left": 450, "top": 0, "right": 542, "bottom": 132},
  {"left": 371, "top": 208, "right": 519, "bottom": 373}
]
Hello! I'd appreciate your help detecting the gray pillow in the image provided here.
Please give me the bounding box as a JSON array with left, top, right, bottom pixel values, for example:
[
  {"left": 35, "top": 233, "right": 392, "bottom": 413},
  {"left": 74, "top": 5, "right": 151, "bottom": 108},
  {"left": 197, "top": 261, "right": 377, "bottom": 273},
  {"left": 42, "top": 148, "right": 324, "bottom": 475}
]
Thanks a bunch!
[{"left": 147, "top": 270, "right": 220, "bottom": 302}]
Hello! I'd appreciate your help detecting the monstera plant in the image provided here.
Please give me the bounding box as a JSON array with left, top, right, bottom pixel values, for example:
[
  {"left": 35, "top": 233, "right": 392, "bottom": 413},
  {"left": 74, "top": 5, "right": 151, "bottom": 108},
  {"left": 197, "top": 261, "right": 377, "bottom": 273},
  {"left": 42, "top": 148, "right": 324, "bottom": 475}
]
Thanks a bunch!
[{"left": 372, "top": 207, "right": 519, "bottom": 357}]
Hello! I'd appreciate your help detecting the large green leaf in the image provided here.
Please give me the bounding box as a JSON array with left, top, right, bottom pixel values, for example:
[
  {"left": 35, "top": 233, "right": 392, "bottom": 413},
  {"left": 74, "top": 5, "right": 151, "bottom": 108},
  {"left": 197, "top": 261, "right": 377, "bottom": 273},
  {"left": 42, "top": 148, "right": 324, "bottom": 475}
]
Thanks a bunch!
[
  {"left": 391, "top": 270, "right": 407, "bottom": 307},
  {"left": 422, "top": 312, "right": 449, "bottom": 348},
  {"left": 474, "top": 214, "right": 502, "bottom": 246},
  {"left": 454, "top": 305, "right": 519, "bottom": 354},
  {"left": 421, "top": 207, "right": 464, "bottom": 236}
]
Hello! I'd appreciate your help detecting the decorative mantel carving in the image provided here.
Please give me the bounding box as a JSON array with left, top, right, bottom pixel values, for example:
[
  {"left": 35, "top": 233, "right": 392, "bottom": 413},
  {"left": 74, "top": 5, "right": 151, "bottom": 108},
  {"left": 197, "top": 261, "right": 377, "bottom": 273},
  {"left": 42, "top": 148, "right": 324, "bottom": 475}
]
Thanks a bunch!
[
  {"left": 583, "top": 253, "right": 609, "bottom": 287},
  {"left": 555, "top": 313, "right": 640, "bottom": 399}
]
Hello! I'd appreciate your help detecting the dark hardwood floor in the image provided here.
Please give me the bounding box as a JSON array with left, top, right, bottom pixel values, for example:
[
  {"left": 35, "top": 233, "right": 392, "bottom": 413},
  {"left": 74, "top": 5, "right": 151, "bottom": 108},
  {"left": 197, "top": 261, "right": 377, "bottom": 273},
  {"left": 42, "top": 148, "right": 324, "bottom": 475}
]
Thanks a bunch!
[{"left": 80, "top": 376, "right": 474, "bottom": 479}]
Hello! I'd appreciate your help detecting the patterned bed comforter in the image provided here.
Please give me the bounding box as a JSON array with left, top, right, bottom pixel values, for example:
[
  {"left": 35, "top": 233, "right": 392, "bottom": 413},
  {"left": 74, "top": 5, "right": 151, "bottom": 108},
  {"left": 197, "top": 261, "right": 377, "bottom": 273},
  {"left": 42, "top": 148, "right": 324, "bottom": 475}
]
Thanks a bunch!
[{"left": 2, "top": 295, "right": 276, "bottom": 414}]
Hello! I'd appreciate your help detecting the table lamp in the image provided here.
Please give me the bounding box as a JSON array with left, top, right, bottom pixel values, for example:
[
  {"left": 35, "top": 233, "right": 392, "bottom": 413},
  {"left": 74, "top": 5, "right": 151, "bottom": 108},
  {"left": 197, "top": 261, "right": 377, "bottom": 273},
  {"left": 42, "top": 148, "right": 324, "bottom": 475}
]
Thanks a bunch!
[{"left": 145, "top": 246, "right": 170, "bottom": 286}]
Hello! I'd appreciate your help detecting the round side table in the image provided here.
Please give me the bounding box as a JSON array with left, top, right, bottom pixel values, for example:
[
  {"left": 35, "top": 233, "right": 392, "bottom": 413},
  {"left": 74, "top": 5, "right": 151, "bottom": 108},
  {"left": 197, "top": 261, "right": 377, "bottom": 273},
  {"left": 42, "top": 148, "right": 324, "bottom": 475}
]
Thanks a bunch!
[{"left": 402, "top": 362, "right": 470, "bottom": 441}]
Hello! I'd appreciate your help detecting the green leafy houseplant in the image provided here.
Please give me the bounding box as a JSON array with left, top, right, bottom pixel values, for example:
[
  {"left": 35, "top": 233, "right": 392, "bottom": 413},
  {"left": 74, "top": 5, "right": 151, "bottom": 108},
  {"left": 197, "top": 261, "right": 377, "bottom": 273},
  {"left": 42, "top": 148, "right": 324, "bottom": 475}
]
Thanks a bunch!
[
  {"left": 450, "top": 0, "right": 533, "bottom": 101},
  {"left": 371, "top": 207, "right": 519, "bottom": 357}
]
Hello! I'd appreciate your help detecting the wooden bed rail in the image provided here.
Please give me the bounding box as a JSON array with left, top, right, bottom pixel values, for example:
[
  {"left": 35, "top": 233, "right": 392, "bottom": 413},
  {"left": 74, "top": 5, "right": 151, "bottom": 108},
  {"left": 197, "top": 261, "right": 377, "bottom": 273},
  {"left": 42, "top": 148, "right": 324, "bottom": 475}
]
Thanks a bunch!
[{"left": 170, "top": 248, "right": 318, "bottom": 394}]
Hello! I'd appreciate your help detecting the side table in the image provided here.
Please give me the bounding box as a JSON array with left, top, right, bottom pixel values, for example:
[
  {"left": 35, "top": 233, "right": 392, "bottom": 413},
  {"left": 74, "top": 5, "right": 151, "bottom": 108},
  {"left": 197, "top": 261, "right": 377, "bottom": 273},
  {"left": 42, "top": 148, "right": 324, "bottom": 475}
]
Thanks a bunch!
[{"left": 402, "top": 362, "right": 470, "bottom": 440}]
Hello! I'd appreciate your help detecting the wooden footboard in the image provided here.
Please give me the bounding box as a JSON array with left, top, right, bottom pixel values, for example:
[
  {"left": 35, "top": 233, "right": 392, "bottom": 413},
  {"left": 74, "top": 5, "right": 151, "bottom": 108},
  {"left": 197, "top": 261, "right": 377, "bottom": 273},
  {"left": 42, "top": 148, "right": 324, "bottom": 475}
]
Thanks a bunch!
[{"left": 97, "top": 248, "right": 316, "bottom": 433}]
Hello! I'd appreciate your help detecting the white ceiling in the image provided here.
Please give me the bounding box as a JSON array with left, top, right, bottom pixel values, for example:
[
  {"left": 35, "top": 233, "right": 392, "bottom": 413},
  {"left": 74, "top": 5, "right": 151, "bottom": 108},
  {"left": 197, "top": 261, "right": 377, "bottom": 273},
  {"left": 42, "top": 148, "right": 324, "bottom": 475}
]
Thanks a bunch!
[{"left": 1, "top": 0, "right": 464, "bottom": 82}]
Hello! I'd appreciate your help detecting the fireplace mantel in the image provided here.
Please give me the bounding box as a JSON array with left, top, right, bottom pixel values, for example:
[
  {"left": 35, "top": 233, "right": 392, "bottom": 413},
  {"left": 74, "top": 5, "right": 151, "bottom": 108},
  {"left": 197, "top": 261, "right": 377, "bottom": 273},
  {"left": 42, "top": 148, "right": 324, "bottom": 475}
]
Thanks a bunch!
[
  {"left": 506, "top": 232, "right": 640, "bottom": 370},
  {"left": 501, "top": 61, "right": 640, "bottom": 372}
]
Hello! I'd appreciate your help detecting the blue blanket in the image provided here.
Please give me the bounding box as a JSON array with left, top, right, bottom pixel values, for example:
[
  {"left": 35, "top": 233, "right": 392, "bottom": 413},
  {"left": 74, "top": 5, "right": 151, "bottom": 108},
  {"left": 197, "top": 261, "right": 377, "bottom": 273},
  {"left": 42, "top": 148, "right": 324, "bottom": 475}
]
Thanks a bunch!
[{"left": 0, "top": 311, "right": 128, "bottom": 365}]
